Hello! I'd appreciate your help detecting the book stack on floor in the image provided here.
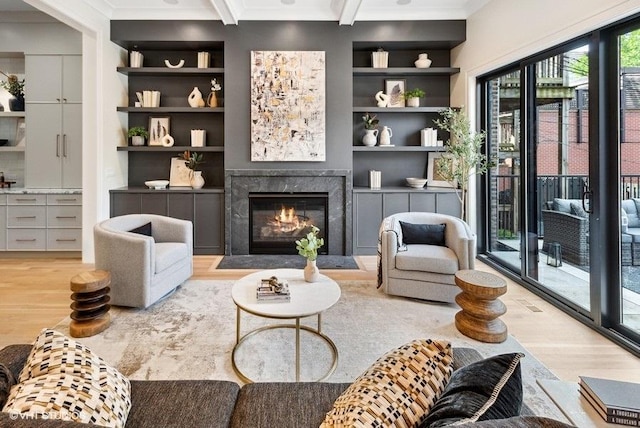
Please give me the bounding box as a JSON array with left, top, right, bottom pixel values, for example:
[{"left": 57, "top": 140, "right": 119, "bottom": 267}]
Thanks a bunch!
[
  {"left": 579, "top": 376, "right": 640, "bottom": 426},
  {"left": 256, "top": 276, "right": 290, "bottom": 302}
]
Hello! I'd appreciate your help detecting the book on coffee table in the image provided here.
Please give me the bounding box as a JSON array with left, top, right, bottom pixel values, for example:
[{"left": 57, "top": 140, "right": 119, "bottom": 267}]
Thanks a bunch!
[
  {"left": 256, "top": 279, "right": 290, "bottom": 302},
  {"left": 579, "top": 376, "right": 640, "bottom": 425}
]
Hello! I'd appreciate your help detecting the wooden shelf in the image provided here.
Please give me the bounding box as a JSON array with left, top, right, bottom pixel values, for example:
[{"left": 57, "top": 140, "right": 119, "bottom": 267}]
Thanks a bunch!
[
  {"left": 117, "top": 67, "right": 224, "bottom": 76},
  {"left": 117, "top": 146, "right": 223, "bottom": 152},
  {"left": 117, "top": 107, "right": 224, "bottom": 113},
  {"left": 353, "top": 106, "right": 447, "bottom": 113},
  {"left": 353, "top": 146, "right": 443, "bottom": 152},
  {"left": 353, "top": 67, "right": 459, "bottom": 76}
]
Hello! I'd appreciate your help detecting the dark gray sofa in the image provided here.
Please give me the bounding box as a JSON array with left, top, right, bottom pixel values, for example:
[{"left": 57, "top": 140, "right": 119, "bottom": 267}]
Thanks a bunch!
[{"left": 0, "top": 344, "right": 571, "bottom": 428}]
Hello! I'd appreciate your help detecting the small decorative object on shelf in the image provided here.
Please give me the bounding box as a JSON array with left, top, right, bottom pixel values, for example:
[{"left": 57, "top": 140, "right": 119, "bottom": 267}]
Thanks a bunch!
[
  {"left": 256, "top": 276, "right": 290, "bottom": 302},
  {"left": 161, "top": 134, "right": 175, "bottom": 147},
  {"left": 0, "top": 70, "right": 25, "bottom": 112},
  {"left": 197, "top": 52, "right": 210, "bottom": 68},
  {"left": 180, "top": 150, "right": 205, "bottom": 189},
  {"left": 362, "top": 112, "right": 379, "bottom": 147},
  {"left": 207, "top": 78, "right": 222, "bottom": 108},
  {"left": 403, "top": 88, "right": 425, "bottom": 107},
  {"left": 420, "top": 128, "right": 441, "bottom": 147},
  {"left": 414, "top": 53, "right": 432, "bottom": 69},
  {"left": 127, "top": 126, "right": 149, "bottom": 146},
  {"left": 164, "top": 59, "right": 185, "bottom": 68},
  {"left": 372, "top": 48, "right": 388, "bottom": 68},
  {"left": 129, "top": 51, "right": 143, "bottom": 68},
  {"left": 137, "top": 90, "right": 161, "bottom": 107},
  {"left": 379, "top": 126, "right": 393, "bottom": 146},
  {"left": 369, "top": 170, "right": 381, "bottom": 189},
  {"left": 295, "top": 225, "right": 324, "bottom": 283},
  {"left": 188, "top": 86, "right": 205, "bottom": 107},
  {"left": 191, "top": 129, "right": 206, "bottom": 147},
  {"left": 375, "top": 90, "right": 390, "bottom": 107}
]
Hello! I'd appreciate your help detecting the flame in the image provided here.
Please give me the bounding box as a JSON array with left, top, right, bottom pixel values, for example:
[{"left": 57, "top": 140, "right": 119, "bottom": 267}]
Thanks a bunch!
[{"left": 270, "top": 205, "right": 308, "bottom": 233}]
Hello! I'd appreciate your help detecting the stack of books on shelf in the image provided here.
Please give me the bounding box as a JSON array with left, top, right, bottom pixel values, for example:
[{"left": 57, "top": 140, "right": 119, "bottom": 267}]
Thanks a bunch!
[
  {"left": 256, "top": 277, "right": 290, "bottom": 302},
  {"left": 579, "top": 376, "right": 640, "bottom": 426}
]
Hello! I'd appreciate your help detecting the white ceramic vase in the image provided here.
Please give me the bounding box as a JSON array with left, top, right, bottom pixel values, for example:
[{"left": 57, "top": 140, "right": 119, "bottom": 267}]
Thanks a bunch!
[
  {"left": 379, "top": 126, "right": 393, "bottom": 146},
  {"left": 130, "top": 136, "right": 145, "bottom": 146},
  {"left": 406, "top": 97, "right": 420, "bottom": 107},
  {"left": 362, "top": 129, "right": 378, "bottom": 147},
  {"left": 190, "top": 171, "right": 205, "bottom": 189},
  {"left": 304, "top": 259, "right": 320, "bottom": 282},
  {"left": 414, "top": 53, "right": 432, "bottom": 68}
]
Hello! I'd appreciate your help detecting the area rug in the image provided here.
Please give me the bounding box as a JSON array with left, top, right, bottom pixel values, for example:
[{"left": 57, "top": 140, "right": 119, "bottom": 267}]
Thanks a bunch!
[
  {"left": 216, "top": 255, "right": 359, "bottom": 269},
  {"left": 54, "top": 279, "right": 566, "bottom": 422}
]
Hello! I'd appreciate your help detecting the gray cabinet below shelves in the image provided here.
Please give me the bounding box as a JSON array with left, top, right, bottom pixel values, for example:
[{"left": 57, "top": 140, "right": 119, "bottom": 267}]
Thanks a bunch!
[
  {"left": 110, "top": 189, "right": 224, "bottom": 255},
  {"left": 352, "top": 189, "right": 461, "bottom": 255}
]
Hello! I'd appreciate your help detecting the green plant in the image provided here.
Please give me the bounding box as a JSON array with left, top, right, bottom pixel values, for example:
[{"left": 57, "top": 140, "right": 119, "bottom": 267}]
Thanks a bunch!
[
  {"left": 127, "top": 126, "right": 149, "bottom": 138},
  {"left": 433, "top": 107, "right": 493, "bottom": 221},
  {"left": 362, "top": 113, "right": 379, "bottom": 130},
  {"left": 0, "top": 70, "right": 25, "bottom": 98},
  {"left": 180, "top": 150, "right": 204, "bottom": 170},
  {"left": 295, "top": 225, "right": 324, "bottom": 261},
  {"left": 402, "top": 88, "right": 425, "bottom": 99}
]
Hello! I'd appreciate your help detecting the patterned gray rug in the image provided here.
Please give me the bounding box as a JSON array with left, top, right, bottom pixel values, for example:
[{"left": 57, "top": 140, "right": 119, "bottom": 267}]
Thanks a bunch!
[
  {"left": 54, "top": 279, "right": 567, "bottom": 422},
  {"left": 217, "top": 255, "right": 359, "bottom": 270}
]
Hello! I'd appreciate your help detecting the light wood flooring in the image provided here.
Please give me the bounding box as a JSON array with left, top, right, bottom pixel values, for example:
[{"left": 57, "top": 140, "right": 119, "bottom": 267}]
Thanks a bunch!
[{"left": 1, "top": 255, "right": 639, "bottom": 383}]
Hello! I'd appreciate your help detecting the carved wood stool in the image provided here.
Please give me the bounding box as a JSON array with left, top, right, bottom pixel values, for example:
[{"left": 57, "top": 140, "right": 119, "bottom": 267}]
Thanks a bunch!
[
  {"left": 454, "top": 269, "right": 508, "bottom": 343},
  {"left": 69, "top": 270, "right": 111, "bottom": 338}
]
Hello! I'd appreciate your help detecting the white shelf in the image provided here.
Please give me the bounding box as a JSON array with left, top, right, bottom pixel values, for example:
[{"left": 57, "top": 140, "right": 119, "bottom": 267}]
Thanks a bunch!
[
  {"left": 0, "top": 146, "right": 25, "bottom": 152},
  {"left": 0, "top": 112, "right": 25, "bottom": 118}
]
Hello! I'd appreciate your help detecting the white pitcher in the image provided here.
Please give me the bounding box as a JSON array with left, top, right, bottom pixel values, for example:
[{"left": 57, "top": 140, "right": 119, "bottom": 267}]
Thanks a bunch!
[{"left": 379, "top": 126, "right": 393, "bottom": 146}]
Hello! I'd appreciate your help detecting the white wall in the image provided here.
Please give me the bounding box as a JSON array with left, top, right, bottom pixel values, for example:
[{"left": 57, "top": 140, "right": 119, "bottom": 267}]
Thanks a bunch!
[
  {"left": 451, "top": 0, "right": 640, "bottom": 230},
  {"left": 26, "top": 0, "right": 127, "bottom": 263}
]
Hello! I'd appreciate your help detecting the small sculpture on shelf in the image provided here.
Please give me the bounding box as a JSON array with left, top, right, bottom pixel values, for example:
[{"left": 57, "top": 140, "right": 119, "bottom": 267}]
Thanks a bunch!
[
  {"left": 164, "top": 59, "right": 185, "bottom": 68},
  {"left": 188, "top": 87, "right": 205, "bottom": 108},
  {"left": 375, "top": 91, "right": 389, "bottom": 108},
  {"left": 414, "top": 53, "right": 432, "bottom": 69},
  {"left": 361, "top": 112, "right": 379, "bottom": 147}
]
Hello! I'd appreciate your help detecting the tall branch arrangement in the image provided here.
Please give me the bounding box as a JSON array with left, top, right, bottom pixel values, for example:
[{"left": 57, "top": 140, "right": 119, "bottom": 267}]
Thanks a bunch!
[{"left": 433, "top": 107, "right": 492, "bottom": 221}]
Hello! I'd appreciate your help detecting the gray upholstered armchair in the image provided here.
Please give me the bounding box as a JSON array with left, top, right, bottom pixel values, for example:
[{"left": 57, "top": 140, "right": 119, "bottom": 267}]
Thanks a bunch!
[
  {"left": 94, "top": 214, "right": 193, "bottom": 308},
  {"left": 379, "top": 212, "right": 476, "bottom": 303}
]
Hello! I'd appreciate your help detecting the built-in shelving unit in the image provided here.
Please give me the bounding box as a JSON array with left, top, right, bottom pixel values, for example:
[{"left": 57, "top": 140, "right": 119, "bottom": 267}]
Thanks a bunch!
[{"left": 116, "top": 146, "right": 224, "bottom": 152}]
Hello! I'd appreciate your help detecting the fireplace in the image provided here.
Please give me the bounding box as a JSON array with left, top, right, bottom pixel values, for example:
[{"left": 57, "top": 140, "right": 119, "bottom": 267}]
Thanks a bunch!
[{"left": 249, "top": 193, "right": 329, "bottom": 254}]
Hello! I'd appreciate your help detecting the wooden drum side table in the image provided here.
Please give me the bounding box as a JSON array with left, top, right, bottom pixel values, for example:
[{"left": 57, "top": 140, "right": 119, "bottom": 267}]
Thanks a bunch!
[
  {"left": 69, "top": 270, "right": 111, "bottom": 338},
  {"left": 454, "top": 269, "right": 508, "bottom": 343}
]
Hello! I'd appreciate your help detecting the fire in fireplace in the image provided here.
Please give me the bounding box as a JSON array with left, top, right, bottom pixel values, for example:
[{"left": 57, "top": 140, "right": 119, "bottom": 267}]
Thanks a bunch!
[{"left": 249, "top": 193, "right": 328, "bottom": 254}]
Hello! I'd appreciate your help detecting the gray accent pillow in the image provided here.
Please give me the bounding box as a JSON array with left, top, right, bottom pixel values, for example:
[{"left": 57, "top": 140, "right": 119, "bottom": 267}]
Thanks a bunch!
[
  {"left": 0, "top": 362, "right": 16, "bottom": 408},
  {"left": 421, "top": 353, "right": 524, "bottom": 427},
  {"left": 569, "top": 202, "right": 588, "bottom": 219},
  {"left": 552, "top": 198, "right": 573, "bottom": 213}
]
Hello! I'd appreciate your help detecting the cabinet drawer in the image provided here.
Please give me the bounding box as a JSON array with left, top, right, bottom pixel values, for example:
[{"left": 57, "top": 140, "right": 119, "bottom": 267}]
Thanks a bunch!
[
  {"left": 47, "top": 194, "right": 82, "bottom": 205},
  {"left": 0, "top": 195, "right": 6, "bottom": 205},
  {"left": 7, "top": 229, "right": 46, "bottom": 250},
  {"left": 8, "top": 194, "right": 47, "bottom": 205},
  {"left": 7, "top": 206, "right": 46, "bottom": 228},
  {"left": 47, "top": 229, "right": 82, "bottom": 251},
  {"left": 47, "top": 206, "right": 82, "bottom": 228}
]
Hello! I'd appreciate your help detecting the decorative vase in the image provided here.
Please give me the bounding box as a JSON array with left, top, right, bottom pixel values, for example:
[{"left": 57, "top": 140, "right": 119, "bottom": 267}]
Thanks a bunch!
[
  {"left": 8, "top": 95, "right": 25, "bottom": 112},
  {"left": 379, "top": 126, "right": 393, "bottom": 146},
  {"left": 304, "top": 259, "right": 320, "bottom": 283},
  {"left": 130, "top": 135, "right": 145, "bottom": 146},
  {"left": 188, "top": 87, "right": 205, "bottom": 108},
  {"left": 362, "top": 129, "right": 378, "bottom": 147},
  {"left": 206, "top": 91, "right": 218, "bottom": 108},
  {"left": 190, "top": 171, "right": 205, "bottom": 189},
  {"left": 406, "top": 97, "right": 420, "bottom": 107},
  {"left": 414, "top": 53, "right": 432, "bottom": 69}
]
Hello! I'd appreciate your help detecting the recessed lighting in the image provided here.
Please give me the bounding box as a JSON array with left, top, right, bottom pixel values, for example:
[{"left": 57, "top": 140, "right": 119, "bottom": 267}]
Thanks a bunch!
[
  {"left": 397, "top": 0, "right": 411, "bottom": 5},
  {"left": 281, "top": 0, "right": 295, "bottom": 4}
]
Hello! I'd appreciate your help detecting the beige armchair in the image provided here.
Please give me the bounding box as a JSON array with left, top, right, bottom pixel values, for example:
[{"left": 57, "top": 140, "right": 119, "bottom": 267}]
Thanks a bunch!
[
  {"left": 94, "top": 214, "right": 193, "bottom": 308},
  {"left": 379, "top": 212, "right": 476, "bottom": 303}
]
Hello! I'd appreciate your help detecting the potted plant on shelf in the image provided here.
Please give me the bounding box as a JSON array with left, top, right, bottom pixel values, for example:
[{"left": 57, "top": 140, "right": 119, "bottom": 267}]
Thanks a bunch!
[
  {"left": 127, "top": 126, "right": 149, "bottom": 146},
  {"left": 433, "top": 107, "right": 493, "bottom": 222},
  {"left": 295, "top": 225, "right": 325, "bottom": 282},
  {"left": 403, "top": 88, "right": 425, "bottom": 107},
  {"left": 362, "top": 112, "right": 379, "bottom": 146},
  {"left": 179, "top": 150, "right": 205, "bottom": 189},
  {"left": 0, "top": 70, "right": 25, "bottom": 112}
]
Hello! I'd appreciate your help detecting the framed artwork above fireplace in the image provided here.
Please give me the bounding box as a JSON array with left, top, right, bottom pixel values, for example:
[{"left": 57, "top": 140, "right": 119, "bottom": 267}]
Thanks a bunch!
[{"left": 250, "top": 50, "right": 326, "bottom": 162}]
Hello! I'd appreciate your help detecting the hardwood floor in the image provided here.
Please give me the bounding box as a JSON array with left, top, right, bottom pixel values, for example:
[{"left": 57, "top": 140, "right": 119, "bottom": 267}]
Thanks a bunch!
[{"left": 1, "top": 255, "right": 638, "bottom": 383}]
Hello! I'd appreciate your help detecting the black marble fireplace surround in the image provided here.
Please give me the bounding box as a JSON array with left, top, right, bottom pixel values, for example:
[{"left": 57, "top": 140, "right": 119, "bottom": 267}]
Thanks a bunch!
[{"left": 225, "top": 169, "right": 352, "bottom": 255}]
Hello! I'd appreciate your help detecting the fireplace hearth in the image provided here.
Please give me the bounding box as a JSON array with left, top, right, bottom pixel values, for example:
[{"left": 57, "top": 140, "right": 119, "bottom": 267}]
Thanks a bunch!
[{"left": 249, "top": 193, "right": 328, "bottom": 254}]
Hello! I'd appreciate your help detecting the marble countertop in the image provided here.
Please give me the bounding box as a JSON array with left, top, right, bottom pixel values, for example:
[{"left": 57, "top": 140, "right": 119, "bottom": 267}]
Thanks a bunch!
[{"left": 0, "top": 187, "right": 82, "bottom": 194}]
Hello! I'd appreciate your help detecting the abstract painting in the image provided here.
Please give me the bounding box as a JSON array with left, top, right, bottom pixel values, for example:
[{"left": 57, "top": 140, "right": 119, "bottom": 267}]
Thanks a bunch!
[{"left": 250, "top": 51, "right": 326, "bottom": 161}]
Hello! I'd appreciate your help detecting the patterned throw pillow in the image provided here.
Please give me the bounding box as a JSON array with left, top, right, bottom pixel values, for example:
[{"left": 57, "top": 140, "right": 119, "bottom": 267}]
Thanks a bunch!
[
  {"left": 2, "top": 329, "right": 131, "bottom": 428},
  {"left": 321, "top": 339, "right": 454, "bottom": 427}
]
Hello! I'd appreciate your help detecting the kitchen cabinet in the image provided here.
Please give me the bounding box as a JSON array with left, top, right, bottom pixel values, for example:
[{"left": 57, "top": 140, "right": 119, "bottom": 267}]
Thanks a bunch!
[{"left": 25, "top": 55, "right": 82, "bottom": 103}]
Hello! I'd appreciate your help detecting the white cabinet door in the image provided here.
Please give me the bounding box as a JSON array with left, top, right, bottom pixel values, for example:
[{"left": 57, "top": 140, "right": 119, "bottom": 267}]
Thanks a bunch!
[
  {"left": 61, "top": 103, "right": 82, "bottom": 188},
  {"left": 25, "top": 55, "right": 81, "bottom": 104},
  {"left": 25, "top": 104, "right": 63, "bottom": 188}
]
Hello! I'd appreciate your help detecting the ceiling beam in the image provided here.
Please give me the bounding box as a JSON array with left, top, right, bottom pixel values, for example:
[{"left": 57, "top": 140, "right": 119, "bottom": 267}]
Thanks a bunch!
[
  {"left": 338, "top": 0, "right": 363, "bottom": 26},
  {"left": 208, "top": 0, "right": 238, "bottom": 25}
]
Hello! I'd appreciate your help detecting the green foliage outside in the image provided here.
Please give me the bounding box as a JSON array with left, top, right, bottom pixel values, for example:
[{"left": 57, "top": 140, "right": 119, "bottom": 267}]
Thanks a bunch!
[{"left": 570, "top": 28, "right": 640, "bottom": 76}]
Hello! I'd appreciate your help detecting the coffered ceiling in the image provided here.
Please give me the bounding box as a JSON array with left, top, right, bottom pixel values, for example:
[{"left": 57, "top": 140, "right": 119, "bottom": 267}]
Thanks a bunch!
[{"left": 4, "top": 0, "right": 491, "bottom": 25}]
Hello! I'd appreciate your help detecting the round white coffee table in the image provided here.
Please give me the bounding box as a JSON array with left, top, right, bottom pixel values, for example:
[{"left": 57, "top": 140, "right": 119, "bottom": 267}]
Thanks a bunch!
[{"left": 231, "top": 268, "right": 341, "bottom": 383}]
